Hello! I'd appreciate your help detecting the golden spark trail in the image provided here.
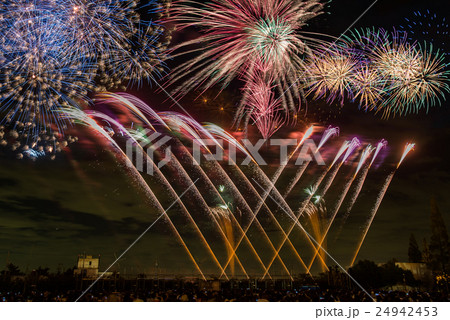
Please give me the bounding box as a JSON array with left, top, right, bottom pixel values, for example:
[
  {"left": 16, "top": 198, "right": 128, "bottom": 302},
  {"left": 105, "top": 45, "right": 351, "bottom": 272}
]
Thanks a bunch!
[
  {"left": 204, "top": 147, "right": 295, "bottom": 279},
  {"left": 350, "top": 142, "right": 415, "bottom": 266},
  {"left": 261, "top": 166, "right": 331, "bottom": 278},
  {"left": 188, "top": 134, "right": 289, "bottom": 279},
  {"left": 283, "top": 127, "right": 339, "bottom": 198},
  {"left": 203, "top": 125, "right": 315, "bottom": 278},
  {"left": 64, "top": 109, "right": 206, "bottom": 279},
  {"left": 335, "top": 140, "right": 387, "bottom": 240},
  {"left": 307, "top": 145, "right": 374, "bottom": 272},
  {"left": 254, "top": 126, "right": 314, "bottom": 207},
  {"left": 88, "top": 112, "right": 229, "bottom": 278},
  {"left": 173, "top": 140, "right": 253, "bottom": 278},
  {"left": 220, "top": 127, "right": 339, "bottom": 277},
  {"left": 349, "top": 172, "right": 394, "bottom": 267},
  {"left": 261, "top": 138, "right": 359, "bottom": 278}
]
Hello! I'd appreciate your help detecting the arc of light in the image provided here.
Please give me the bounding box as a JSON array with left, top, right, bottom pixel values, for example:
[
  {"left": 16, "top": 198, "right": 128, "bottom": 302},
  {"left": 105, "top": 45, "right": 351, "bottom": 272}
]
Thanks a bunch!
[
  {"left": 307, "top": 144, "right": 375, "bottom": 272},
  {"left": 164, "top": 114, "right": 285, "bottom": 278},
  {"left": 61, "top": 108, "right": 206, "bottom": 280},
  {"left": 199, "top": 127, "right": 295, "bottom": 278},
  {"left": 215, "top": 127, "right": 322, "bottom": 277},
  {"left": 283, "top": 126, "right": 339, "bottom": 198},
  {"left": 73, "top": 110, "right": 228, "bottom": 279},
  {"left": 261, "top": 138, "right": 361, "bottom": 278},
  {"left": 350, "top": 142, "right": 415, "bottom": 266}
]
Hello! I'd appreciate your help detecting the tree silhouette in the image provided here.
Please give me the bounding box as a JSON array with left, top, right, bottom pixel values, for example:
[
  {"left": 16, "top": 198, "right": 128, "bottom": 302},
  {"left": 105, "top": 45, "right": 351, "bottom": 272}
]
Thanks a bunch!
[
  {"left": 422, "top": 238, "right": 432, "bottom": 265},
  {"left": 5, "top": 263, "right": 24, "bottom": 276},
  {"left": 349, "top": 260, "right": 416, "bottom": 289},
  {"left": 34, "top": 267, "right": 50, "bottom": 277},
  {"left": 429, "top": 197, "right": 450, "bottom": 273},
  {"left": 349, "top": 260, "right": 383, "bottom": 289},
  {"left": 408, "top": 234, "right": 422, "bottom": 263},
  {"left": 382, "top": 259, "right": 416, "bottom": 287}
]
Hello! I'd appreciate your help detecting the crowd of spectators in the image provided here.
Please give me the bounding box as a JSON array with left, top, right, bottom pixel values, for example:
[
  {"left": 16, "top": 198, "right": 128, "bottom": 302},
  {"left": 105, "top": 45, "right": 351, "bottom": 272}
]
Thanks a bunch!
[{"left": 1, "top": 288, "right": 448, "bottom": 302}]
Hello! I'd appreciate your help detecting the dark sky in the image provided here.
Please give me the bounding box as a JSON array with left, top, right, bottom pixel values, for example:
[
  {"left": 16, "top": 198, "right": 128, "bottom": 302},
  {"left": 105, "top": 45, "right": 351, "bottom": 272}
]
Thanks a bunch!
[{"left": 0, "top": 0, "right": 449, "bottom": 276}]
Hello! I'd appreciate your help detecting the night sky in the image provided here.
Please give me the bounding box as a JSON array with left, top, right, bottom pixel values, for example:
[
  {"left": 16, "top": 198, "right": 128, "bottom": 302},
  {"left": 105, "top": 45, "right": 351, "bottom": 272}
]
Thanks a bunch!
[{"left": 0, "top": 0, "right": 449, "bottom": 276}]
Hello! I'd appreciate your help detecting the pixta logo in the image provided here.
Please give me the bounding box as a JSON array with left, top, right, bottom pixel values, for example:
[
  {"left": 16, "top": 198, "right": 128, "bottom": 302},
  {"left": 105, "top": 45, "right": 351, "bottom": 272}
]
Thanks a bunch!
[
  {"left": 127, "top": 133, "right": 325, "bottom": 176},
  {"left": 192, "top": 138, "right": 325, "bottom": 166},
  {"left": 126, "top": 130, "right": 172, "bottom": 175}
]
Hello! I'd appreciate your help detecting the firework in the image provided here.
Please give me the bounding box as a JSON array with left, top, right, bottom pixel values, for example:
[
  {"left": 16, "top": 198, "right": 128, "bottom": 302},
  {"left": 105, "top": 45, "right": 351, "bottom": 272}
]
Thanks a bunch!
[
  {"left": 350, "top": 142, "right": 415, "bottom": 266},
  {"left": 59, "top": 93, "right": 413, "bottom": 279},
  {"left": 370, "top": 139, "right": 388, "bottom": 167},
  {"left": 260, "top": 138, "right": 359, "bottom": 279},
  {"left": 252, "top": 125, "right": 315, "bottom": 215},
  {"left": 355, "top": 144, "right": 375, "bottom": 177},
  {"left": 307, "top": 144, "right": 374, "bottom": 271},
  {"left": 0, "top": 5, "right": 94, "bottom": 133},
  {"left": 95, "top": 92, "right": 169, "bottom": 130},
  {"left": 210, "top": 206, "right": 238, "bottom": 276},
  {"left": 242, "top": 72, "right": 285, "bottom": 139},
  {"left": 70, "top": 107, "right": 239, "bottom": 279},
  {"left": 349, "top": 172, "right": 394, "bottom": 267},
  {"left": 61, "top": 106, "right": 208, "bottom": 279},
  {"left": 330, "top": 138, "right": 356, "bottom": 168},
  {"left": 317, "top": 126, "right": 340, "bottom": 150},
  {"left": 349, "top": 29, "right": 450, "bottom": 117},
  {"left": 203, "top": 123, "right": 255, "bottom": 162},
  {"left": 0, "top": 123, "right": 77, "bottom": 160},
  {"left": 0, "top": 0, "right": 171, "bottom": 135},
  {"left": 305, "top": 28, "right": 450, "bottom": 117},
  {"left": 166, "top": 0, "right": 325, "bottom": 120},
  {"left": 87, "top": 94, "right": 293, "bottom": 278},
  {"left": 349, "top": 64, "right": 384, "bottom": 110},
  {"left": 283, "top": 126, "right": 339, "bottom": 197},
  {"left": 398, "top": 142, "right": 415, "bottom": 168},
  {"left": 305, "top": 45, "right": 359, "bottom": 105},
  {"left": 400, "top": 10, "right": 449, "bottom": 55},
  {"left": 303, "top": 187, "right": 328, "bottom": 271},
  {"left": 333, "top": 139, "right": 387, "bottom": 242}
]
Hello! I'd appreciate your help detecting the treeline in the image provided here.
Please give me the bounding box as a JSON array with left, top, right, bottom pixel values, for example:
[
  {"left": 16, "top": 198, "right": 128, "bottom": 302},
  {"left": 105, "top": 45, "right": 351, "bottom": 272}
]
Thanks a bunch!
[
  {"left": 408, "top": 197, "right": 449, "bottom": 273},
  {"left": 0, "top": 264, "right": 76, "bottom": 292},
  {"left": 348, "top": 260, "right": 417, "bottom": 289}
]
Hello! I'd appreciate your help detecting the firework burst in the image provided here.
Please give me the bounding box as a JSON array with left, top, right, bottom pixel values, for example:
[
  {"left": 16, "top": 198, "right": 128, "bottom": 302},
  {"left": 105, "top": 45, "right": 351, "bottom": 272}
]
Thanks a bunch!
[
  {"left": 166, "top": 0, "right": 325, "bottom": 117},
  {"left": 388, "top": 43, "right": 450, "bottom": 115},
  {"left": 348, "top": 29, "right": 450, "bottom": 117},
  {"left": 350, "top": 64, "right": 384, "bottom": 110},
  {"left": 0, "top": 0, "right": 171, "bottom": 137},
  {"left": 305, "top": 45, "right": 359, "bottom": 105},
  {"left": 400, "top": 10, "right": 449, "bottom": 55},
  {"left": 310, "top": 29, "right": 450, "bottom": 117}
]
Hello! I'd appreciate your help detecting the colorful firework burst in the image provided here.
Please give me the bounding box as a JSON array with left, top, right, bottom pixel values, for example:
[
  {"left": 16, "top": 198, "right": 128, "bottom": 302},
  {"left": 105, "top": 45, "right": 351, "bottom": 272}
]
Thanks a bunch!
[
  {"left": 0, "top": 0, "right": 171, "bottom": 137},
  {"left": 310, "top": 29, "right": 450, "bottom": 117},
  {"left": 369, "top": 30, "right": 450, "bottom": 117},
  {"left": 166, "top": 0, "right": 325, "bottom": 116},
  {"left": 305, "top": 45, "right": 359, "bottom": 105}
]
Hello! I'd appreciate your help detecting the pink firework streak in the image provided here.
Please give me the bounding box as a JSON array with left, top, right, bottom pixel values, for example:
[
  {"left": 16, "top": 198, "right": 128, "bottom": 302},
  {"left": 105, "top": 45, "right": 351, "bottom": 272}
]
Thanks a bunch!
[
  {"left": 350, "top": 142, "right": 415, "bottom": 266},
  {"left": 95, "top": 92, "right": 170, "bottom": 131},
  {"left": 243, "top": 73, "right": 285, "bottom": 139}
]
